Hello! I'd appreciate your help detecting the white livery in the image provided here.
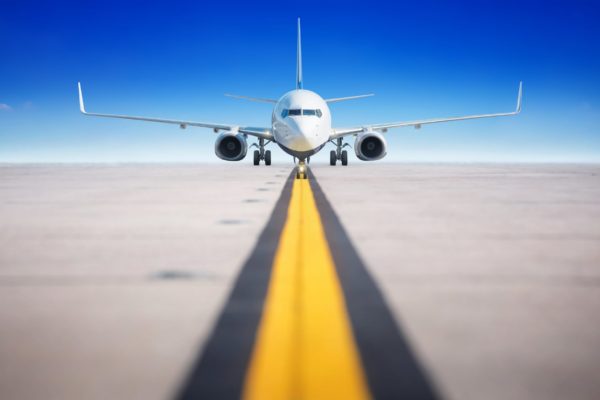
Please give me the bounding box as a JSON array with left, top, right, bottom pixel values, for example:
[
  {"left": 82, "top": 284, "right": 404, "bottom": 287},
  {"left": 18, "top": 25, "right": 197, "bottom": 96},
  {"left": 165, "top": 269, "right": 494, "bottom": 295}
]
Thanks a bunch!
[{"left": 78, "top": 18, "right": 522, "bottom": 173}]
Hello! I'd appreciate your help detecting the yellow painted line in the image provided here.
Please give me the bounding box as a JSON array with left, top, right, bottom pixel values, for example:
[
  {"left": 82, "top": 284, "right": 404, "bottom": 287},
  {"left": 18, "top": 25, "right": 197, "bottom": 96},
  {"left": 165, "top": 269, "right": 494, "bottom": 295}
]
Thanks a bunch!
[{"left": 243, "top": 178, "right": 372, "bottom": 400}]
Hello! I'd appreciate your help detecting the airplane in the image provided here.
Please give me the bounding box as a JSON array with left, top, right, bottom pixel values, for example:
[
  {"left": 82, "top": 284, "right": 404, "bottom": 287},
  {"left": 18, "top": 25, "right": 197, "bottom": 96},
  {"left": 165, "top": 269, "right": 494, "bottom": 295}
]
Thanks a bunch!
[{"left": 78, "top": 18, "right": 522, "bottom": 179}]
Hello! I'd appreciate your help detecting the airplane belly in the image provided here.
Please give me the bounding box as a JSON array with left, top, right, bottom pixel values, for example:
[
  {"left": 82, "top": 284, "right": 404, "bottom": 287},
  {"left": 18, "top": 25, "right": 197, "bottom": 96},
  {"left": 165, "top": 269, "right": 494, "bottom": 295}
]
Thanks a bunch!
[
  {"left": 274, "top": 126, "right": 327, "bottom": 158},
  {"left": 275, "top": 129, "right": 326, "bottom": 152}
]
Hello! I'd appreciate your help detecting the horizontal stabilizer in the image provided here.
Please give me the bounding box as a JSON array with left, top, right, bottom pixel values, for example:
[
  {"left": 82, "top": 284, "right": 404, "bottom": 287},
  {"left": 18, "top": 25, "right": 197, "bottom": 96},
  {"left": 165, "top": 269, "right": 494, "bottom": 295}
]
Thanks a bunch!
[
  {"left": 224, "top": 94, "right": 277, "bottom": 104},
  {"left": 325, "top": 94, "right": 374, "bottom": 103}
]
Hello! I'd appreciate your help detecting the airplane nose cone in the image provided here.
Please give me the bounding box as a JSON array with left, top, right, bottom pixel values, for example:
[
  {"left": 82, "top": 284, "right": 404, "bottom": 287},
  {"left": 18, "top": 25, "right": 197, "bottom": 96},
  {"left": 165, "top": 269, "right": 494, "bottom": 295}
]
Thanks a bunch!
[
  {"left": 285, "top": 119, "right": 324, "bottom": 151},
  {"left": 288, "top": 135, "right": 317, "bottom": 151},
  {"left": 287, "top": 118, "right": 311, "bottom": 134}
]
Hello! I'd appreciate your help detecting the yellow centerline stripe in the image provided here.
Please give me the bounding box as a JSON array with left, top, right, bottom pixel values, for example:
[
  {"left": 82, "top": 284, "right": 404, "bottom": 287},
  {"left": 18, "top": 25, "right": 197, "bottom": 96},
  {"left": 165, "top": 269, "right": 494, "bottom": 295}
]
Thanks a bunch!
[{"left": 243, "top": 178, "right": 372, "bottom": 400}]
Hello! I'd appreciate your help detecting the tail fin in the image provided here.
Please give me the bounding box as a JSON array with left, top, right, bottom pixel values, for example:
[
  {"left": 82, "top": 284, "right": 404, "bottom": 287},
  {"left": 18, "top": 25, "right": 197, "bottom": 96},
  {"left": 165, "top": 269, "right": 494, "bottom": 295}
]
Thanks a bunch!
[{"left": 296, "top": 18, "right": 303, "bottom": 90}]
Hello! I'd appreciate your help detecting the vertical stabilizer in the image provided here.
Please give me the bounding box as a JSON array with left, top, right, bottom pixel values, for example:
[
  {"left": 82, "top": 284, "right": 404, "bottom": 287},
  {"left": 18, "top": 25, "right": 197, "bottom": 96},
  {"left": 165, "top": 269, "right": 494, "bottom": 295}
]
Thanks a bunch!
[{"left": 296, "top": 18, "right": 303, "bottom": 89}]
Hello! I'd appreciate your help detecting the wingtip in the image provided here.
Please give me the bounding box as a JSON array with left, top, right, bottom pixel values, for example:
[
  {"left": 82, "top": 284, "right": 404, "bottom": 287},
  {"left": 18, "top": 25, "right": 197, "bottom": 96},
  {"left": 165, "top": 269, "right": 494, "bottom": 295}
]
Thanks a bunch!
[
  {"left": 77, "top": 81, "right": 86, "bottom": 114},
  {"left": 516, "top": 81, "right": 523, "bottom": 113}
]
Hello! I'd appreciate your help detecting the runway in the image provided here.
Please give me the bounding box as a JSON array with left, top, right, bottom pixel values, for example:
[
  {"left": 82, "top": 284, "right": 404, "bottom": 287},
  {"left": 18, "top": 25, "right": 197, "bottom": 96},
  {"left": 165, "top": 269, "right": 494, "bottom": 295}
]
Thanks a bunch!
[{"left": 1, "top": 163, "right": 599, "bottom": 400}]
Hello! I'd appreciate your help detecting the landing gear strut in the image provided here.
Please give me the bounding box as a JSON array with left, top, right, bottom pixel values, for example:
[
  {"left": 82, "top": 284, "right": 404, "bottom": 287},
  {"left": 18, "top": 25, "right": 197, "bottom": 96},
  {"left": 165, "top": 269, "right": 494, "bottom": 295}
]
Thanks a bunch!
[
  {"left": 252, "top": 138, "right": 271, "bottom": 166},
  {"left": 330, "top": 138, "right": 349, "bottom": 166},
  {"left": 296, "top": 160, "right": 308, "bottom": 179}
]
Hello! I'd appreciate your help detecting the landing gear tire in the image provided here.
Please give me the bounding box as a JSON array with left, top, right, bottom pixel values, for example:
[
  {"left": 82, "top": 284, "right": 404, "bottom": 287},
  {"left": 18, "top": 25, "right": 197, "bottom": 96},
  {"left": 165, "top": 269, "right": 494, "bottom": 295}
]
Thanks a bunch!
[
  {"left": 253, "top": 150, "right": 260, "bottom": 165},
  {"left": 341, "top": 150, "right": 348, "bottom": 166},
  {"left": 265, "top": 150, "right": 271, "bottom": 166},
  {"left": 330, "top": 150, "right": 337, "bottom": 166}
]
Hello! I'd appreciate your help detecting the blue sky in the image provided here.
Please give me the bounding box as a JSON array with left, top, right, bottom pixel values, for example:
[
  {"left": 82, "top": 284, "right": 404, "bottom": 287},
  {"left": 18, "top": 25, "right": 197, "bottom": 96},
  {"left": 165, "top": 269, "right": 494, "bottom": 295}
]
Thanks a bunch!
[{"left": 1, "top": 0, "right": 599, "bottom": 162}]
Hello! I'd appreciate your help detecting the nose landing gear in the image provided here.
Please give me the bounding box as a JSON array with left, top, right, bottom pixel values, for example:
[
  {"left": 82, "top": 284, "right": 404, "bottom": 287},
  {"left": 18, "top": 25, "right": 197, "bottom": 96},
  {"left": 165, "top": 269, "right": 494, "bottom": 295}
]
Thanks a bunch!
[
  {"left": 296, "top": 160, "right": 308, "bottom": 179},
  {"left": 330, "top": 138, "right": 349, "bottom": 166}
]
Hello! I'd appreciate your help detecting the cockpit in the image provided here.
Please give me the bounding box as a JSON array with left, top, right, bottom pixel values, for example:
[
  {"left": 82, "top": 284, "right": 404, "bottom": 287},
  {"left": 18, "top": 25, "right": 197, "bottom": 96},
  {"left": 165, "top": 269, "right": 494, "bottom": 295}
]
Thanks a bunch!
[{"left": 281, "top": 109, "right": 323, "bottom": 118}]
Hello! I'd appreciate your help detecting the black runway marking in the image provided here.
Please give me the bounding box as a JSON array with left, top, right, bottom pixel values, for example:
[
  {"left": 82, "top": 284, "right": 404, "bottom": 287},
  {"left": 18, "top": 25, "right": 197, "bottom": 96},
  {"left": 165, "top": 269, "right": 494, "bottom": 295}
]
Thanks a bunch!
[
  {"left": 178, "top": 169, "right": 438, "bottom": 400},
  {"left": 310, "top": 171, "right": 440, "bottom": 400},
  {"left": 176, "top": 171, "right": 295, "bottom": 400}
]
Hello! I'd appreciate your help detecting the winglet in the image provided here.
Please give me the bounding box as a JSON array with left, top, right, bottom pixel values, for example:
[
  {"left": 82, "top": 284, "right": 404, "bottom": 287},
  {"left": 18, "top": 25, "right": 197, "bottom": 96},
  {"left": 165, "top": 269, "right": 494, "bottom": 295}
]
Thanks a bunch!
[
  {"left": 516, "top": 81, "right": 523, "bottom": 113},
  {"left": 77, "top": 82, "right": 87, "bottom": 114},
  {"left": 296, "top": 18, "right": 303, "bottom": 90}
]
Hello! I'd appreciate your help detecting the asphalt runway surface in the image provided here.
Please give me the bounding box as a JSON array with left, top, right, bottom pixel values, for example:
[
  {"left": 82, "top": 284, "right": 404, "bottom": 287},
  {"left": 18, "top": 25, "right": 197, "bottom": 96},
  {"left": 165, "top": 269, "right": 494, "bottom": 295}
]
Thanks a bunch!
[{"left": 0, "top": 163, "right": 599, "bottom": 400}]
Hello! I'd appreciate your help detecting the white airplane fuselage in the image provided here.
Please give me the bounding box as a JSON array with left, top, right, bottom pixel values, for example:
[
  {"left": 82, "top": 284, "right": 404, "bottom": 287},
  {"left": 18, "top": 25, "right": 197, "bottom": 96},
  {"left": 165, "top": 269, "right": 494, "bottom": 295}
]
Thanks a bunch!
[{"left": 272, "top": 89, "right": 331, "bottom": 159}]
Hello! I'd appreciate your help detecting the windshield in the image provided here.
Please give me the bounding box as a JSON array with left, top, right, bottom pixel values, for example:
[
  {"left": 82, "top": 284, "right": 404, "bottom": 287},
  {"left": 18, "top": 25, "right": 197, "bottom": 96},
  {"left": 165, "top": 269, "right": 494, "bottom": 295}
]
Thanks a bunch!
[{"left": 281, "top": 109, "right": 322, "bottom": 118}]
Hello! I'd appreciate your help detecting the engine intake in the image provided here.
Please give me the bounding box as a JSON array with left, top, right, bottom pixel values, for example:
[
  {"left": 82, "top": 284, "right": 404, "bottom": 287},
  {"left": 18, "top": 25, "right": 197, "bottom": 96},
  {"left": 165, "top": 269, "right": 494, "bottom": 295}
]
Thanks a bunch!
[
  {"left": 354, "top": 131, "right": 387, "bottom": 161},
  {"left": 215, "top": 132, "right": 248, "bottom": 161}
]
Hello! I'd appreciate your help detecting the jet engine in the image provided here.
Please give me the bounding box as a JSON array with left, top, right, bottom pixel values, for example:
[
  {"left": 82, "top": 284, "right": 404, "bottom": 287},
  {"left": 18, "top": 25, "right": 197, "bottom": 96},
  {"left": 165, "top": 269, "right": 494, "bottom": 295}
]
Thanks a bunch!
[
  {"left": 215, "top": 132, "right": 248, "bottom": 161},
  {"left": 354, "top": 131, "right": 387, "bottom": 161}
]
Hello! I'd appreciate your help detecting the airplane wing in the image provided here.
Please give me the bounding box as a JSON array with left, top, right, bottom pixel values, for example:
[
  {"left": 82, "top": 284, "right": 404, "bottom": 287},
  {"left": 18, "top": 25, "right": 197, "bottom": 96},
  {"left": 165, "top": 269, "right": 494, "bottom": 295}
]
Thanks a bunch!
[
  {"left": 330, "top": 82, "right": 522, "bottom": 140},
  {"left": 78, "top": 83, "right": 273, "bottom": 140}
]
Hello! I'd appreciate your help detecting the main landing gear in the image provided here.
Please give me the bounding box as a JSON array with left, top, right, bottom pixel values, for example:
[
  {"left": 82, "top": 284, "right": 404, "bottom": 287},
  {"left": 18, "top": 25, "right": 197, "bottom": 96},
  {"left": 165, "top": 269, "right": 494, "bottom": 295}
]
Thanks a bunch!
[
  {"left": 252, "top": 138, "right": 271, "bottom": 166},
  {"left": 296, "top": 160, "right": 308, "bottom": 180},
  {"left": 330, "top": 138, "right": 349, "bottom": 166}
]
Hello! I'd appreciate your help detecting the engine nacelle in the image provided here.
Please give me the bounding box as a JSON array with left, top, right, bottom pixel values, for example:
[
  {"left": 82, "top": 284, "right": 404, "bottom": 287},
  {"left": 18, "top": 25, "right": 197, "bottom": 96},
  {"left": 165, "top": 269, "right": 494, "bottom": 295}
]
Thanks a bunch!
[
  {"left": 215, "top": 132, "right": 248, "bottom": 161},
  {"left": 354, "top": 131, "right": 387, "bottom": 161}
]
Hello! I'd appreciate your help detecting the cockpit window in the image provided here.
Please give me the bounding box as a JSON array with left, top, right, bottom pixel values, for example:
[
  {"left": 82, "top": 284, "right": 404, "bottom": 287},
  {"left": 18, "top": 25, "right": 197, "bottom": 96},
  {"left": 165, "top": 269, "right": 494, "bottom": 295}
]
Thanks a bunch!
[{"left": 281, "top": 109, "right": 322, "bottom": 118}]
